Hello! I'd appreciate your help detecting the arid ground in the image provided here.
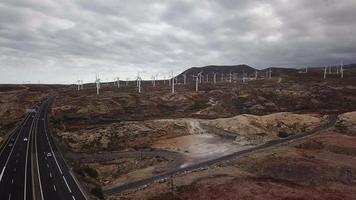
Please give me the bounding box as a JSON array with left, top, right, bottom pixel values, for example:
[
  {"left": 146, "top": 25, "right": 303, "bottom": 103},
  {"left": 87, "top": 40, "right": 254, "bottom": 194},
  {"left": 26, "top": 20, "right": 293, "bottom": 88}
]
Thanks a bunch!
[{"left": 1, "top": 66, "right": 356, "bottom": 199}]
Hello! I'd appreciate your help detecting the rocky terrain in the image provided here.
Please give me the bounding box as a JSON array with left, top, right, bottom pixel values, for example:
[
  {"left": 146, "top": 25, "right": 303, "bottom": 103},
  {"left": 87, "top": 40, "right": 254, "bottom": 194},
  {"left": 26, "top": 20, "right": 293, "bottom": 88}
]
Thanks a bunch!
[
  {"left": 1, "top": 65, "right": 356, "bottom": 199},
  {"left": 112, "top": 112, "right": 356, "bottom": 200}
]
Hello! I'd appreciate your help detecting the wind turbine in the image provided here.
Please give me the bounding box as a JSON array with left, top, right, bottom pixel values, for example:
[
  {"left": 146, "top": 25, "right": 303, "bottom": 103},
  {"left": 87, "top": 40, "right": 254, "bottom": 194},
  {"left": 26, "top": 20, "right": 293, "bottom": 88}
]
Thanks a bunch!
[
  {"left": 151, "top": 75, "right": 156, "bottom": 87},
  {"left": 81, "top": 80, "right": 84, "bottom": 90},
  {"left": 324, "top": 67, "right": 327, "bottom": 80},
  {"left": 193, "top": 72, "right": 201, "bottom": 92},
  {"left": 341, "top": 62, "right": 344, "bottom": 78},
  {"left": 171, "top": 72, "right": 177, "bottom": 93},
  {"left": 229, "top": 72, "right": 232, "bottom": 83},
  {"left": 242, "top": 71, "right": 246, "bottom": 83},
  {"left": 77, "top": 80, "right": 81, "bottom": 91},
  {"left": 213, "top": 72, "right": 217, "bottom": 84},
  {"left": 136, "top": 74, "right": 142, "bottom": 93},
  {"left": 116, "top": 77, "right": 120, "bottom": 88},
  {"left": 305, "top": 66, "right": 308, "bottom": 73},
  {"left": 183, "top": 74, "right": 187, "bottom": 85},
  {"left": 95, "top": 75, "right": 101, "bottom": 95},
  {"left": 126, "top": 78, "right": 129, "bottom": 86},
  {"left": 221, "top": 73, "right": 224, "bottom": 82},
  {"left": 255, "top": 70, "right": 258, "bottom": 80}
]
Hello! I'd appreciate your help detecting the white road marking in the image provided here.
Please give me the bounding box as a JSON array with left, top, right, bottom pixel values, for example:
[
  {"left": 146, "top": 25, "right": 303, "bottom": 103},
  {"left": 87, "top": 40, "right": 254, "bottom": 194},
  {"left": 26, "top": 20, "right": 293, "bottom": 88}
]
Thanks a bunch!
[
  {"left": 46, "top": 164, "right": 49, "bottom": 168},
  {"left": 8, "top": 193, "right": 11, "bottom": 200},
  {"left": 11, "top": 179, "right": 14, "bottom": 184},
  {"left": 53, "top": 185, "right": 57, "bottom": 191},
  {"left": 72, "top": 196, "right": 76, "bottom": 200},
  {"left": 0, "top": 167, "right": 6, "bottom": 181},
  {"left": 63, "top": 176, "right": 72, "bottom": 193},
  {"left": 49, "top": 172, "right": 52, "bottom": 178}
]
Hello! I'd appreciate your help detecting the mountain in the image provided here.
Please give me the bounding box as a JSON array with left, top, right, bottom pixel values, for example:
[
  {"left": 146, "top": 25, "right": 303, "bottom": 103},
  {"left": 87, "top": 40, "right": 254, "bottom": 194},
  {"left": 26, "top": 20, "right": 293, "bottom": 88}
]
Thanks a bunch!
[{"left": 178, "top": 64, "right": 256, "bottom": 77}]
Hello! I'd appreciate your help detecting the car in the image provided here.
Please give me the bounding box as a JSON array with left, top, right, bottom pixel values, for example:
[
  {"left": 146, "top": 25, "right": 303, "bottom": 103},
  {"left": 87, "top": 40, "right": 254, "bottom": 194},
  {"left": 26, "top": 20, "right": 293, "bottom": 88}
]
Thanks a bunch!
[
  {"left": 23, "top": 137, "right": 28, "bottom": 142},
  {"left": 46, "top": 152, "right": 52, "bottom": 157},
  {"left": 8, "top": 143, "right": 13, "bottom": 147}
]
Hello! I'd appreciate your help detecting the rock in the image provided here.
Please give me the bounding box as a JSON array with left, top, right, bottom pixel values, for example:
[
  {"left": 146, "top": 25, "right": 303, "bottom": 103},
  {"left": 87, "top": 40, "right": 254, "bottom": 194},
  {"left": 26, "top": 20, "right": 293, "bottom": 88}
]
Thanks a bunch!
[{"left": 336, "top": 112, "right": 356, "bottom": 134}]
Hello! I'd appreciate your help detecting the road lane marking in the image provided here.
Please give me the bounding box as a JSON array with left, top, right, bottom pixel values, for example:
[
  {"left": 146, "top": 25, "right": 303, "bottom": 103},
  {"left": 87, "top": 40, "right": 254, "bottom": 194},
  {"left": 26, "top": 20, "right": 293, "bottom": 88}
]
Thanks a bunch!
[
  {"left": 49, "top": 172, "right": 52, "bottom": 178},
  {"left": 8, "top": 193, "right": 11, "bottom": 200},
  {"left": 46, "top": 164, "right": 49, "bottom": 168},
  {"left": 63, "top": 176, "right": 72, "bottom": 193},
  {"left": 25, "top": 111, "right": 38, "bottom": 200},
  {"left": 0, "top": 114, "right": 31, "bottom": 183},
  {"left": 0, "top": 167, "right": 6, "bottom": 181},
  {"left": 53, "top": 185, "right": 57, "bottom": 191},
  {"left": 72, "top": 196, "right": 76, "bottom": 200}
]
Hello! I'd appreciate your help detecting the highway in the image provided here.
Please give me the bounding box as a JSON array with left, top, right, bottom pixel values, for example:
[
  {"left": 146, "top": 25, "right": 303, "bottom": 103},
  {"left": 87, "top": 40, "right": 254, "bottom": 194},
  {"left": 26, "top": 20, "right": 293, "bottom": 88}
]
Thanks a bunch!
[
  {"left": 0, "top": 107, "right": 35, "bottom": 200},
  {"left": 0, "top": 98, "right": 87, "bottom": 200}
]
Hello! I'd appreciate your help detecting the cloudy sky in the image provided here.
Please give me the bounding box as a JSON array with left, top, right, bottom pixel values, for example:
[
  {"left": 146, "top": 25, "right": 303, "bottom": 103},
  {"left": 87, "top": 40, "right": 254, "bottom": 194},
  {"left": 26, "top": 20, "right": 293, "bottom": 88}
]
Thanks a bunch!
[{"left": 1, "top": 0, "right": 356, "bottom": 84}]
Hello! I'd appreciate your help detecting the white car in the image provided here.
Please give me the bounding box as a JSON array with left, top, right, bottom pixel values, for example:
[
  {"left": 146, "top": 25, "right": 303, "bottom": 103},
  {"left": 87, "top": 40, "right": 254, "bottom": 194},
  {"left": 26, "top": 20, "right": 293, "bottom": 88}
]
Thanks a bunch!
[
  {"left": 23, "top": 137, "right": 28, "bottom": 142},
  {"left": 46, "top": 152, "right": 52, "bottom": 157}
]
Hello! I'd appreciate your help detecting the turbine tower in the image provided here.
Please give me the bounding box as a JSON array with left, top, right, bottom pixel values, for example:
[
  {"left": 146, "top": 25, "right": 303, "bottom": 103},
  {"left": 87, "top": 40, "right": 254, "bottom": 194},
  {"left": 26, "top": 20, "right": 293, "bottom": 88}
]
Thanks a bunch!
[
  {"left": 341, "top": 62, "right": 344, "bottom": 78},
  {"left": 77, "top": 80, "right": 81, "bottom": 91},
  {"left": 324, "top": 67, "right": 327, "bottom": 80},
  {"left": 171, "top": 72, "right": 177, "bottom": 94},
  {"left": 151, "top": 75, "right": 156, "bottom": 87},
  {"left": 229, "top": 72, "right": 232, "bottom": 83},
  {"left": 221, "top": 73, "right": 224, "bottom": 82},
  {"left": 95, "top": 75, "right": 101, "bottom": 95},
  {"left": 255, "top": 70, "right": 258, "bottom": 80},
  {"left": 116, "top": 77, "right": 120, "bottom": 88},
  {"left": 193, "top": 72, "right": 201, "bottom": 92},
  {"left": 213, "top": 72, "right": 217, "bottom": 84},
  {"left": 183, "top": 74, "right": 187, "bottom": 85},
  {"left": 136, "top": 75, "right": 142, "bottom": 93}
]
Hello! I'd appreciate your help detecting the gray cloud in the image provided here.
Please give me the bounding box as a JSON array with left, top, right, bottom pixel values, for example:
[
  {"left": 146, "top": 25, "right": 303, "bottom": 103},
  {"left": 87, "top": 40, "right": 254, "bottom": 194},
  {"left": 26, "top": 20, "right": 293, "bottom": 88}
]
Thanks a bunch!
[{"left": 0, "top": 0, "right": 356, "bottom": 83}]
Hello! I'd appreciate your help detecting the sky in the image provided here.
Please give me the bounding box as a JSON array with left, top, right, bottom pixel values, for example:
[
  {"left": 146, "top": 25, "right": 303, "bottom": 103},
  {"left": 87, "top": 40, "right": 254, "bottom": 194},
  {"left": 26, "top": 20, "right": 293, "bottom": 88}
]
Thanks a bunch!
[{"left": 0, "top": 0, "right": 356, "bottom": 84}]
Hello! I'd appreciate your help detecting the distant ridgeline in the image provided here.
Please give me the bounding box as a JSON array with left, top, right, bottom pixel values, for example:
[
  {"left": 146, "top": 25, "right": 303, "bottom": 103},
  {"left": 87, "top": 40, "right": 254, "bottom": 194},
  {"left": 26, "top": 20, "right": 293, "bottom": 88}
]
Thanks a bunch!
[{"left": 176, "top": 63, "right": 356, "bottom": 81}]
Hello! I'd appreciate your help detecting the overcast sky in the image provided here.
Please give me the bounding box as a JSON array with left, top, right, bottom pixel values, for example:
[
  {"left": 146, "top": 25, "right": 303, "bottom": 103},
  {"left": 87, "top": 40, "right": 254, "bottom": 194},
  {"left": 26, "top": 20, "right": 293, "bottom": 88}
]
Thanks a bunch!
[{"left": 1, "top": 0, "right": 356, "bottom": 84}]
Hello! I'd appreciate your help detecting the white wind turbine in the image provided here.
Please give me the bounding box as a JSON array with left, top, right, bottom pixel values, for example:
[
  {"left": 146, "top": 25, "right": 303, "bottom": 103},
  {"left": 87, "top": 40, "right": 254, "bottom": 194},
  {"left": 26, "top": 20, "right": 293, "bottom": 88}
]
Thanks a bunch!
[
  {"left": 116, "top": 77, "right": 120, "bottom": 88},
  {"left": 193, "top": 72, "right": 201, "bottom": 92},
  {"left": 183, "top": 74, "right": 187, "bottom": 85},
  {"left": 77, "top": 80, "right": 81, "bottom": 91},
  {"left": 221, "top": 73, "right": 224, "bottom": 82},
  {"left": 324, "top": 67, "right": 327, "bottom": 80},
  {"left": 229, "top": 72, "right": 232, "bottom": 83},
  {"left": 213, "top": 72, "right": 217, "bottom": 84},
  {"left": 151, "top": 75, "right": 156, "bottom": 87},
  {"left": 136, "top": 74, "right": 142, "bottom": 93},
  {"left": 95, "top": 75, "right": 101, "bottom": 95},
  {"left": 81, "top": 80, "right": 84, "bottom": 90},
  {"left": 171, "top": 72, "right": 177, "bottom": 94},
  {"left": 341, "top": 62, "right": 344, "bottom": 78},
  {"left": 255, "top": 70, "right": 258, "bottom": 80}
]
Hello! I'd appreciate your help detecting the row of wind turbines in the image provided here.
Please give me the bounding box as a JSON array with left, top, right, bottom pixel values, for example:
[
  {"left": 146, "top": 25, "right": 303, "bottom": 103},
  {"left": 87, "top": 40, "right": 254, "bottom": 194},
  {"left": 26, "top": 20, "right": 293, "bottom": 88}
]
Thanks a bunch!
[{"left": 76, "top": 64, "right": 346, "bottom": 95}]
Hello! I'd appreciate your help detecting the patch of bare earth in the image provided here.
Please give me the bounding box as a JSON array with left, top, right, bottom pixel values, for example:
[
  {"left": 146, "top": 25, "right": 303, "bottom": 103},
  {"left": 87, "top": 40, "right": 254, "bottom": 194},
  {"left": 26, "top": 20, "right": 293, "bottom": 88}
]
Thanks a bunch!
[{"left": 112, "top": 118, "right": 356, "bottom": 200}]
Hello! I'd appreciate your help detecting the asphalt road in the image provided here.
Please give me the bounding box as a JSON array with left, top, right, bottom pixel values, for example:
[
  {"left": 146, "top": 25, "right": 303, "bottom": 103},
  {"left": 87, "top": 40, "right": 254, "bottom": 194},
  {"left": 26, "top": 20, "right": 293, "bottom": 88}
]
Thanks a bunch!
[
  {"left": 0, "top": 98, "right": 87, "bottom": 200},
  {"left": 36, "top": 98, "right": 87, "bottom": 200},
  {"left": 0, "top": 108, "right": 35, "bottom": 200}
]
